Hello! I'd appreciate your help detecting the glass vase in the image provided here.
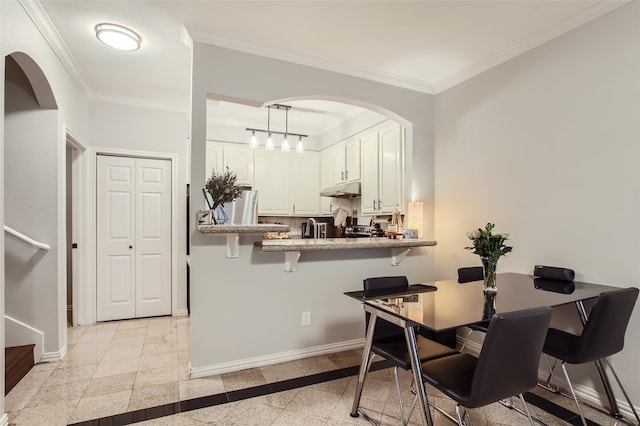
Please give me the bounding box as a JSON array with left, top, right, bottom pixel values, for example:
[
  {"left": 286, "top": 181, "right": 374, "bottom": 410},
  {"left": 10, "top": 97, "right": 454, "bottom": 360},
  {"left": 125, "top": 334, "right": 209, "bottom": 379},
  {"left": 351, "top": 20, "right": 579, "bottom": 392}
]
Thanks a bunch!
[
  {"left": 480, "top": 256, "right": 498, "bottom": 293},
  {"left": 482, "top": 290, "right": 497, "bottom": 320}
]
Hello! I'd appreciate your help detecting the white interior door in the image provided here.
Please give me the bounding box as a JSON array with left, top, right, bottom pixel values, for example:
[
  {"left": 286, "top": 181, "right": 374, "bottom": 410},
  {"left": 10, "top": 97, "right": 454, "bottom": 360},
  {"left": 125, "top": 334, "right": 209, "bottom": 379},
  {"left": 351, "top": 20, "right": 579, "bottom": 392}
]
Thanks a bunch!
[
  {"left": 97, "top": 155, "right": 172, "bottom": 321},
  {"left": 135, "top": 158, "right": 172, "bottom": 317}
]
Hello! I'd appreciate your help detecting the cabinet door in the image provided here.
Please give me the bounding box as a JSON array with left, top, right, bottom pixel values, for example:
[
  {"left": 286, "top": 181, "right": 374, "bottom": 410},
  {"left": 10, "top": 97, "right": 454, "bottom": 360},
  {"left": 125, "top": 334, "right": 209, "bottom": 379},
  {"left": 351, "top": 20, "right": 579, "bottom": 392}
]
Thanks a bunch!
[
  {"left": 290, "top": 152, "right": 319, "bottom": 215},
  {"left": 332, "top": 143, "right": 346, "bottom": 183},
  {"left": 205, "top": 141, "right": 222, "bottom": 181},
  {"left": 223, "top": 144, "right": 253, "bottom": 187},
  {"left": 254, "top": 150, "right": 290, "bottom": 215},
  {"left": 361, "top": 132, "right": 379, "bottom": 214},
  {"left": 345, "top": 137, "right": 361, "bottom": 182},
  {"left": 378, "top": 122, "right": 402, "bottom": 213},
  {"left": 319, "top": 148, "right": 335, "bottom": 214}
]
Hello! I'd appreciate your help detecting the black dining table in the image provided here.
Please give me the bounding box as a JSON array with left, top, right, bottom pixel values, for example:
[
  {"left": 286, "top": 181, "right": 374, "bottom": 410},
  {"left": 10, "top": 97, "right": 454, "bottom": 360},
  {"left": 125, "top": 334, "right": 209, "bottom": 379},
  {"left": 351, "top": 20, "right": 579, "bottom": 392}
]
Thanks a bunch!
[{"left": 344, "top": 272, "right": 619, "bottom": 426}]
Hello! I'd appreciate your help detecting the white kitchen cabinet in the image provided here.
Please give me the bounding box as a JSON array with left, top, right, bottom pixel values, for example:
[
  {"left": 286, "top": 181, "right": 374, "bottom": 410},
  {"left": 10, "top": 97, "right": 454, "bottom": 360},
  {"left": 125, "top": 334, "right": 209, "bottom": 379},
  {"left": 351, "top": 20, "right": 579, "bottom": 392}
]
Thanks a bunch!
[
  {"left": 320, "top": 148, "right": 335, "bottom": 214},
  {"left": 223, "top": 143, "right": 253, "bottom": 187},
  {"left": 254, "top": 150, "right": 320, "bottom": 216},
  {"left": 254, "top": 150, "right": 290, "bottom": 215},
  {"left": 332, "top": 137, "right": 360, "bottom": 184},
  {"left": 205, "top": 141, "right": 222, "bottom": 180},
  {"left": 361, "top": 121, "right": 403, "bottom": 214},
  {"left": 290, "top": 152, "right": 319, "bottom": 215}
]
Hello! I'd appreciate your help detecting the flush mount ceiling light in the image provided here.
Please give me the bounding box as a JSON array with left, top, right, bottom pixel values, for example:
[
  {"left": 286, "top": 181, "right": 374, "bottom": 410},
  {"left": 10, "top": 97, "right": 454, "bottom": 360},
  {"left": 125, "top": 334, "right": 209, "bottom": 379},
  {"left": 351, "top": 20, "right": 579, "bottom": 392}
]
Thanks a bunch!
[
  {"left": 95, "top": 23, "right": 141, "bottom": 51},
  {"left": 246, "top": 104, "right": 307, "bottom": 152}
]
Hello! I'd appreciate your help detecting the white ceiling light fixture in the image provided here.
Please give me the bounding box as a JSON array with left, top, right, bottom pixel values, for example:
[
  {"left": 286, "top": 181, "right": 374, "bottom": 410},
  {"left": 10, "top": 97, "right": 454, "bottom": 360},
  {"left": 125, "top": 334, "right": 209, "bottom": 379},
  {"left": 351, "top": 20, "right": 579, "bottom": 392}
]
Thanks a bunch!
[
  {"left": 246, "top": 104, "right": 307, "bottom": 152},
  {"left": 95, "top": 23, "right": 141, "bottom": 51}
]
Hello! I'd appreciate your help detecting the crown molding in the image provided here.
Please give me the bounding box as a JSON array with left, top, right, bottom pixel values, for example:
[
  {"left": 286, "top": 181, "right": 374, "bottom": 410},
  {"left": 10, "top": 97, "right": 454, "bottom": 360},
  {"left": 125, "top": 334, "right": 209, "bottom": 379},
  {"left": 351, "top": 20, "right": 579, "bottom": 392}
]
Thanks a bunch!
[
  {"left": 186, "top": 27, "right": 437, "bottom": 95},
  {"left": 434, "top": 0, "right": 630, "bottom": 94},
  {"left": 19, "top": 0, "right": 93, "bottom": 99}
]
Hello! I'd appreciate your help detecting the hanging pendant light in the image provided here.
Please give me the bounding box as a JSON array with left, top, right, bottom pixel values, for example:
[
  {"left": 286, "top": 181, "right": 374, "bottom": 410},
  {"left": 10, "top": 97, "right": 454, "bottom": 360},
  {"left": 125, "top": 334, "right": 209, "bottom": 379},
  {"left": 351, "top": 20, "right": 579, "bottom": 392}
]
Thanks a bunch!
[
  {"left": 296, "top": 136, "right": 304, "bottom": 154},
  {"left": 250, "top": 130, "right": 258, "bottom": 150},
  {"left": 246, "top": 104, "right": 307, "bottom": 152}
]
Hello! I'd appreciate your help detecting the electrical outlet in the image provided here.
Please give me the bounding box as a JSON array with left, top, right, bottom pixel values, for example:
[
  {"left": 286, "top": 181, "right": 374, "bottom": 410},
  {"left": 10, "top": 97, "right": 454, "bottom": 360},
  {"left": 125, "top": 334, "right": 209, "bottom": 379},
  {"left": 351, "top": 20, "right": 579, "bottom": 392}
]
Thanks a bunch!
[{"left": 301, "top": 311, "right": 311, "bottom": 326}]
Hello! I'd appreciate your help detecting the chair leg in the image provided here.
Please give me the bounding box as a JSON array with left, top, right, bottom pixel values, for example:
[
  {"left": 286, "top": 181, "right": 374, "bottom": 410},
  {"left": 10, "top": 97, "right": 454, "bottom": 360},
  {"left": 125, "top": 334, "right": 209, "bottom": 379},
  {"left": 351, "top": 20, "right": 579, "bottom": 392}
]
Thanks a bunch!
[
  {"left": 460, "top": 328, "right": 474, "bottom": 351},
  {"left": 393, "top": 366, "right": 407, "bottom": 426},
  {"left": 541, "top": 354, "right": 561, "bottom": 392},
  {"left": 518, "top": 393, "right": 535, "bottom": 425},
  {"left": 602, "top": 358, "right": 640, "bottom": 425},
  {"left": 560, "top": 362, "right": 588, "bottom": 426},
  {"left": 455, "top": 404, "right": 465, "bottom": 426}
]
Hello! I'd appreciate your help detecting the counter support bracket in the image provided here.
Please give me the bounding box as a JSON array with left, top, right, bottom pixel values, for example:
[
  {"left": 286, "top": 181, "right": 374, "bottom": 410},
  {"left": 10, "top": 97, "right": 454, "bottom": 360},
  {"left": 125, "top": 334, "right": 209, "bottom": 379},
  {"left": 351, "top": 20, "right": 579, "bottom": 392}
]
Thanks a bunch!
[
  {"left": 391, "top": 248, "right": 411, "bottom": 266},
  {"left": 285, "top": 251, "right": 301, "bottom": 272},
  {"left": 225, "top": 233, "right": 239, "bottom": 258}
]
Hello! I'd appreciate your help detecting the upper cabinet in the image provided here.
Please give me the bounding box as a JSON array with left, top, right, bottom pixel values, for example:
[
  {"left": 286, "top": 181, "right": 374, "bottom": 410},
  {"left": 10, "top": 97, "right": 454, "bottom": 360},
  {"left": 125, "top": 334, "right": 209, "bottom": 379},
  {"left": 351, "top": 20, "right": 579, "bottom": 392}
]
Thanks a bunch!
[
  {"left": 332, "top": 137, "right": 361, "bottom": 184},
  {"left": 254, "top": 150, "right": 319, "bottom": 216},
  {"left": 361, "top": 121, "right": 404, "bottom": 215},
  {"left": 205, "top": 142, "right": 253, "bottom": 187}
]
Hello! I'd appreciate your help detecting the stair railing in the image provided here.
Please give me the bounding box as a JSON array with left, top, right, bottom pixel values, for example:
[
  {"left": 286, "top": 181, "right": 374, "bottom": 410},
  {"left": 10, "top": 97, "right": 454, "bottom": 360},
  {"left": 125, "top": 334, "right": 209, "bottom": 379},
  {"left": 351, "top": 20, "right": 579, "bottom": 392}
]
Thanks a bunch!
[{"left": 4, "top": 225, "right": 51, "bottom": 251}]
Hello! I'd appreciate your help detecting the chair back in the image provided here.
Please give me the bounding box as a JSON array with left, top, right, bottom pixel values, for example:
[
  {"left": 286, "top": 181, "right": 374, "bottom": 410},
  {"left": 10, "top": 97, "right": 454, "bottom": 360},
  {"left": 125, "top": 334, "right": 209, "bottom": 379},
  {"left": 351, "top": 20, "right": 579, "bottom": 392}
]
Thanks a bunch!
[
  {"left": 468, "top": 306, "right": 552, "bottom": 407},
  {"left": 363, "top": 276, "right": 409, "bottom": 341},
  {"left": 574, "top": 287, "right": 639, "bottom": 363},
  {"left": 458, "top": 266, "right": 484, "bottom": 284}
]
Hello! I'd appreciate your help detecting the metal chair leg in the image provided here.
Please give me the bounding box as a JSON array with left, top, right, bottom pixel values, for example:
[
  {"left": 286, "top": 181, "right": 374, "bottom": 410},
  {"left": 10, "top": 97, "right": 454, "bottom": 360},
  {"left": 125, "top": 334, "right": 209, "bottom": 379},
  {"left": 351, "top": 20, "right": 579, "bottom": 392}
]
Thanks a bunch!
[
  {"left": 602, "top": 358, "right": 640, "bottom": 425},
  {"left": 393, "top": 366, "right": 407, "bottom": 426},
  {"left": 542, "top": 354, "right": 561, "bottom": 392},
  {"left": 460, "top": 328, "right": 474, "bottom": 351},
  {"left": 560, "top": 362, "right": 588, "bottom": 426},
  {"left": 518, "top": 393, "right": 535, "bottom": 426}
]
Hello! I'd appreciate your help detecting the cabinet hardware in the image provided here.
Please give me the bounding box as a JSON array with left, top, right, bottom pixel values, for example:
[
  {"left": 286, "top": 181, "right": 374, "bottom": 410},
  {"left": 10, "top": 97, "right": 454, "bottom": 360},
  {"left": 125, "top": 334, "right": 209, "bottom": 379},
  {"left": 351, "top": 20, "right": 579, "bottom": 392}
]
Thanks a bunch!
[
  {"left": 373, "top": 200, "right": 377, "bottom": 211},
  {"left": 378, "top": 199, "right": 382, "bottom": 211}
]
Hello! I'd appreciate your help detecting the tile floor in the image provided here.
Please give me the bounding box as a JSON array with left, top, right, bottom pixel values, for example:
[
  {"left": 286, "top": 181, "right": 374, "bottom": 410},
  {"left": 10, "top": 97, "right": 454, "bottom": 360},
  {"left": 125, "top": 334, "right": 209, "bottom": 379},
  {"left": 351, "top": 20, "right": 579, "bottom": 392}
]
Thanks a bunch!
[{"left": 5, "top": 316, "right": 631, "bottom": 425}]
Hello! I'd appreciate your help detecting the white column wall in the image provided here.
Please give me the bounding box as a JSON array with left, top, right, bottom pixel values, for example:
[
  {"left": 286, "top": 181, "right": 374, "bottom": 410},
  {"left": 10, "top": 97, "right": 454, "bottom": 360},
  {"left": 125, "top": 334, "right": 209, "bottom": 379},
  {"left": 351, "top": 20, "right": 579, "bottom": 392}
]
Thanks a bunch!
[
  {"left": 189, "top": 43, "right": 435, "bottom": 370},
  {"left": 434, "top": 1, "right": 640, "bottom": 408}
]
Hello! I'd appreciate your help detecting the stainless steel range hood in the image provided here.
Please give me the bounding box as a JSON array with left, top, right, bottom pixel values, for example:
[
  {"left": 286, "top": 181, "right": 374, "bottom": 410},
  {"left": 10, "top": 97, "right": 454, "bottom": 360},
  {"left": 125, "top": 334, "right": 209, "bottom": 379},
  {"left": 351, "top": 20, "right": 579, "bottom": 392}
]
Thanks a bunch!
[{"left": 320, "top": 181, "right": 361, "bottom": 198}]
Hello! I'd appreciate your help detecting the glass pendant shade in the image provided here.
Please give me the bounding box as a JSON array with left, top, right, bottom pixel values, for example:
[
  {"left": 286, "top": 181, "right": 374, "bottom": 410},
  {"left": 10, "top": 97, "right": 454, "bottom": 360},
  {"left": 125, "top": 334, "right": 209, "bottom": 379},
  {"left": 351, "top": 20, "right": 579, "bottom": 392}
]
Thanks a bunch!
[
  {"left": 296, "top": 136, "right": 304, "bottom": 153},
  {"left": 281, "top": 135, "right": 290, "bottom": 152},
  {"left": 265, "top": 133, "right": 275, "bottom": 151},
  {"left": 250, "top": 132, "right": 258, "bottom": 149}
]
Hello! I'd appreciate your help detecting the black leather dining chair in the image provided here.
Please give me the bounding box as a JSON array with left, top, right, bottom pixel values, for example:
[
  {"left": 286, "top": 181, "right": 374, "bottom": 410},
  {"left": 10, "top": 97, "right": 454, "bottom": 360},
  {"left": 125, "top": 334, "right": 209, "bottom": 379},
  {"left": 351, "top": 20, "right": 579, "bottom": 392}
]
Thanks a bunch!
[
  {"left": 420, "top": 306, "right": 552, "bottom": 426},
  {"left": 541, "top": 287, "right": 640, "bottom": 426},
  {"left": 457, "top": 267, "right": 491, "bottom": 351},
  {"left": 363, "top": 276, "right": 458, "bottom": 425}
]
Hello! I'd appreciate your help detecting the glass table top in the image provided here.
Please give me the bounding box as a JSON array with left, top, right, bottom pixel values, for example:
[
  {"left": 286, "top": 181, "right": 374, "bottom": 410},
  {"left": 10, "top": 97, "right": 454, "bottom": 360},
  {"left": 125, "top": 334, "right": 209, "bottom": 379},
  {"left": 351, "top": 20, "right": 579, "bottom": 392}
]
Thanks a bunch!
[{"left": 345, "top": 272, "right": 616, "bottom": 332}]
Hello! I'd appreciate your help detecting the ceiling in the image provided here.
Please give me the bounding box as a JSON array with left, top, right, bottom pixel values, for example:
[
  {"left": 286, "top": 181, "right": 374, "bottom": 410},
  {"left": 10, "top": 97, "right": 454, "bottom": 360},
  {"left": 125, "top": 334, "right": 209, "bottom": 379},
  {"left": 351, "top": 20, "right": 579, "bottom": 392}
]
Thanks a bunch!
[{"left": 36, "top": 0, "right": 625, "bottom": 135}]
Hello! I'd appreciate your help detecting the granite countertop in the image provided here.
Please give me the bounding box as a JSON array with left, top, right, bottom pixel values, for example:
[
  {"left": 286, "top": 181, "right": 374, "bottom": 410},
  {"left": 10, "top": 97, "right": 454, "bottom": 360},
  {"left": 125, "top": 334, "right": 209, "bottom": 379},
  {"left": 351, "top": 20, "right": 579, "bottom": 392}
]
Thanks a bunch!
[
  {"left": 257, "top": 238, "right": 437, "bottom": 252},
  {"left": 197, "top": 224, "right": 291, "bottom": 234}
]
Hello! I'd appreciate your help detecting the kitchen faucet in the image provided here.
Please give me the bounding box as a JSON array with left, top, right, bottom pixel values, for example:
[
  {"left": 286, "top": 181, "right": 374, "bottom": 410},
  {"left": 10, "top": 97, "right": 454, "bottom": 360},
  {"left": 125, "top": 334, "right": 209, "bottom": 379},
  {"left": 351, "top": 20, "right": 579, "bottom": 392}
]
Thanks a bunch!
[{"left": 305, "top": 218, "right": 317, "bottom": 238}]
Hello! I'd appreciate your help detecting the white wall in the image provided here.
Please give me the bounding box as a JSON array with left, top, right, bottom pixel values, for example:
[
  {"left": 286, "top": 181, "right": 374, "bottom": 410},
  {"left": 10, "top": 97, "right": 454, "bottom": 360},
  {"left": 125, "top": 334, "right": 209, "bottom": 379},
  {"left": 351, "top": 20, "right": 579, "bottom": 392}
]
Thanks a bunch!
[
  {"left": 189, "top": 43, "right": 435, "bottom": 371},
  {"left": 434, "top": 1, "right": 640, "bottom": 410},
  {"left": 2, "top": 0, "right": 89, "bottom": 360},
  {"left": 88, "top": 101, "right": 190, "bottom": 316}
]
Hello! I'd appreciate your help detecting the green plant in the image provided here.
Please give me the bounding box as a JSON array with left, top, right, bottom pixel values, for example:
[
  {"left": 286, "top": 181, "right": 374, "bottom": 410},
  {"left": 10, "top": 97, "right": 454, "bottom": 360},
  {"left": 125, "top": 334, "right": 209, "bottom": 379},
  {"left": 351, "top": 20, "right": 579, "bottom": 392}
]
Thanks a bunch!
[{"left": 465, "top": 223, "right": 512, "bottom": 262}]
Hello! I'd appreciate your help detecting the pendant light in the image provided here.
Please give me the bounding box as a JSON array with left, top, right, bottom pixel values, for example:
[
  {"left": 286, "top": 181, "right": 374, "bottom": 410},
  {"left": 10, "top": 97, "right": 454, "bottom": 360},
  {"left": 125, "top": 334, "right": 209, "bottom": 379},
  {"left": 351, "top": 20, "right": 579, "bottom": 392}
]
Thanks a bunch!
[{"left": 246, "top": 104, "right": 308, "bottom": 152}]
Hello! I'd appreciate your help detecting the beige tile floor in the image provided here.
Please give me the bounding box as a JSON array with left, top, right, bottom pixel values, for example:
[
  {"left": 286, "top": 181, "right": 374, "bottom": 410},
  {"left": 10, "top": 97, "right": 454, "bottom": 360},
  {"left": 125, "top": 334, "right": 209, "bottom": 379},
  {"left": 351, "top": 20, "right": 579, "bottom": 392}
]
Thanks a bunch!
[{"left": 5, "top": 316, "right": 629, "bottom": 425}]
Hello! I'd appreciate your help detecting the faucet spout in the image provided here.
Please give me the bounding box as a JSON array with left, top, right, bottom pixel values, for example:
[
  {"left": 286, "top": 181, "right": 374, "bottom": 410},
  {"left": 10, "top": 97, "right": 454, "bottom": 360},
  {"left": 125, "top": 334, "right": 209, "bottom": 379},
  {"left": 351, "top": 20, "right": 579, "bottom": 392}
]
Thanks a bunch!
[{"left": 305, "top": 218, "right": 317, "bottom": 238}]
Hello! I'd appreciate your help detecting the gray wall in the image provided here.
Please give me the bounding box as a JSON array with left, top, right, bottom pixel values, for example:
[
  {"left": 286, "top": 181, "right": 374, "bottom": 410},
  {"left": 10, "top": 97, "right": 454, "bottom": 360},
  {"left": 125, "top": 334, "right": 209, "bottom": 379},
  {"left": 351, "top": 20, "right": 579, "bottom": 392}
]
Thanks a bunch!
[
  {"left": 434, "top": 1, "right": 640, "bottom": 408},
  {"left": 189, "top": 43, "right": 435, "bottom": 370}
]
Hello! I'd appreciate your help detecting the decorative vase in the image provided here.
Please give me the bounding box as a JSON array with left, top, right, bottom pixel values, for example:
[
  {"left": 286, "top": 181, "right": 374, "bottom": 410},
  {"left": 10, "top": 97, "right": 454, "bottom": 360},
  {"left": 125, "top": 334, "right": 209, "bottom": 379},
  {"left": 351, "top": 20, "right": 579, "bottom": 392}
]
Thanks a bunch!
[
  {"left": 480, "top": 256, "right": 498, "bottom": 292},
  {"left": 212, "top": 204, "right": 228, "bottom": 225},
  {"left": 482, "top": 290, "right": 497, "bottom": 320}
]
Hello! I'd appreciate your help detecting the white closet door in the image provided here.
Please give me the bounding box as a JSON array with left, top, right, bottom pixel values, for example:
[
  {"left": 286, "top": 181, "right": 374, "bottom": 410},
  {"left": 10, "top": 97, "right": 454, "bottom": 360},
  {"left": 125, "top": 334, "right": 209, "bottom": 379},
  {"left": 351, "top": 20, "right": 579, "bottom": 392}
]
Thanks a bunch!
[
  {"left": 97, "top": 155, "right": 172, "bottom": 321},
  {"left": 135, "top": 158, "right": 172, "bottom": 317},
  {"left": 97, "top": 155, "right": 136, "bottom": 321}
]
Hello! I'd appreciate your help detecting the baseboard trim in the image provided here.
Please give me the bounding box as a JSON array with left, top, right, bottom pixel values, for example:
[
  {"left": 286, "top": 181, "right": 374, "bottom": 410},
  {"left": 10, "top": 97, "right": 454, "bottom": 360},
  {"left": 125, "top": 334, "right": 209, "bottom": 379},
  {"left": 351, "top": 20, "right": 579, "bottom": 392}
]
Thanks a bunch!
[
  {"left": 174, "top": 309, "right": 189, "bottom": 317},
  {"left": 40, "top": 344, "right": 67, "bottom": 363},
  {"left": 190, "top": 338, "right": 365, "bottom": 379},
  {"left": 0, "top": 413, "right": 9, "bottom": 426}
]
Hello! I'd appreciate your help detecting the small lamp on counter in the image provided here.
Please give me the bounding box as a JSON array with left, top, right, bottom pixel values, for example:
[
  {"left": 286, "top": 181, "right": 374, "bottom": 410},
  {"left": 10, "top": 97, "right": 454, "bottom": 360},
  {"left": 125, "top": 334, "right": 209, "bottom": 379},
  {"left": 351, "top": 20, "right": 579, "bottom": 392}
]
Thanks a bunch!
[{"left": 407, "top": 201, "right": 424, "bottom": 239}]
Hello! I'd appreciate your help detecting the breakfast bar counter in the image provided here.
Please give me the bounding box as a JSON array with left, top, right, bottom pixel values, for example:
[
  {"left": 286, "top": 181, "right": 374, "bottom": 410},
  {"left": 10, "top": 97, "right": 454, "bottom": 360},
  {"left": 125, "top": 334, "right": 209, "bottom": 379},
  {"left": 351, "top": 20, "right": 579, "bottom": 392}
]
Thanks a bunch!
[{"left": 257, "top": 238, "right": 437, "bottom": 272}]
